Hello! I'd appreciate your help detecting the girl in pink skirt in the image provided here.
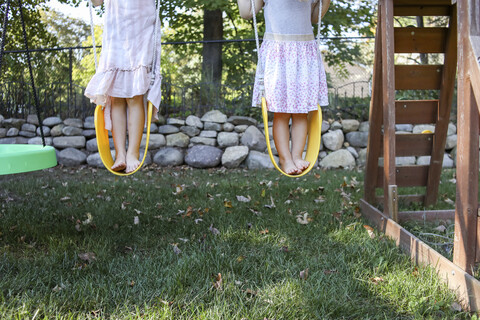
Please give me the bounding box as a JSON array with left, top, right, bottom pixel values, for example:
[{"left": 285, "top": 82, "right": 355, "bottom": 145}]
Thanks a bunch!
[
  {"left": 85, "top": 0, "right": 161, "bottom": 173},
  {"left": 238, "top": 0, "right": 329, "bottom": 175}
]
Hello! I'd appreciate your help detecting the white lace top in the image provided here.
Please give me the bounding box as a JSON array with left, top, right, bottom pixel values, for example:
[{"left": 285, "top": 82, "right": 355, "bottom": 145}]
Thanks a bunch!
[{"left": 264, "top": 0, "right": 314, "bottom": 39}]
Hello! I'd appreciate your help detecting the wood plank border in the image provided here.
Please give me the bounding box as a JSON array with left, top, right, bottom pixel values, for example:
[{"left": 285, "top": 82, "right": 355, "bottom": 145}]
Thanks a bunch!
[
  {"left": 398, "top": 209, "right": 455, "bottom": 222},
  {"left": 360, "top": 199, "right": 480, "bottom": 311},
  {"left": 394, "top": 27, "right": 447, "bottom": 53},
  {"left": 395, "top": 65, "right": 443, "bottom": 90},
  {"left": 394, "top": 6, "right": 451, "bottom": 16},
  {"left": 395, "top": 100, "right": 438, "bottom": 124}
]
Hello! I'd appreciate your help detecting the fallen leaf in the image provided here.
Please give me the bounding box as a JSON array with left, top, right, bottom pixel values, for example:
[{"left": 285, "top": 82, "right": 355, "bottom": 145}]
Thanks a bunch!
[
  {"left": 134, "top": 209, "right": 142, "bottom": 215},
  {"left": 172, "top": 244, "right": 181, "bottom": 255},
  {"left": 195, "top": 218, "right": 203, "bottom": 224},
  {"left": 213, "top": 273, "right": 222, "bottom": 290},
  {"left": 370, "top": 276, "right": 384, "bottom": 285},
  {"left": 296, "top": 212, "right": 310, "bottom": 225},
  {"left": 224, "top": 200, "right": 233, "bottom": 208},
  {"left": 444, "top": 198, "right": 455, "bottom": 205},
  {"left": 236, "top": 195, "right": 251, "bottom": 203},
  {"left": 245, "top": 288, "right": 257, "bottom": 296},
  {"left": 261, "top": 189, "right": 266, "bottom": 197},
  {"left": 236, "top": 255, "right": 246, "bottom": 262},
  {"left": 323, "top": 269, "right": 338, "bottom": 275},
  {"left": 249, "top": 208, "right": 262, "bottom": 216},
  {"left": 173, "top": 185, "right": 185, "bottom": 195},
  {"left": 178, "top": 238, "right": 189, "bottom": 243},
  {"left": 434, "top": 225, "right": 447, "bottom": 233},
  {"left": 78, "top": 252, "right": 96, "bottom": 263},
  {"left": 281, "top": 246, "right": 289, "bottom": 252},
  {"left": 259, "top": 228, "right": 269, "bottom": 235},
  {"left": 209, "top": 224, "right": 220, "bottom": 235},
  {"left": 129, "top": 280, "right": 135, "bottom": 287},
  {"left": 284, "top": 200, "right": 292, "bottom": 205},
  {"left": 52, "top": 283, "right": 66, "bottom": 292},
  {"left": 134, "top": 216, "right": 140, "bottom": 225},
  {"left": 264, "top": 196, "right": 276, "bottom": 209},
  {"left": 299, "top": 268, "right": 309, "bottom": 280},
  {"left": 82, "top": 213, "right": 93, "bottom": 225},
  {"left": 60, "top": 196, "right": 71, "bottom": 202},
  {"left": 449, "top": 178, "right": 457, "bottom": 184},
  {"left": 363, "top": 225, "right": 376, "bottom": 239},
  {"left": 450, "top": 302, "right": 462, "bottom": 312},
  {"left": 353, "top": 206, "right": 362, "bottom": 218},
  {"left": 314, "top": 195, "right": 326, "bottom": 203}
]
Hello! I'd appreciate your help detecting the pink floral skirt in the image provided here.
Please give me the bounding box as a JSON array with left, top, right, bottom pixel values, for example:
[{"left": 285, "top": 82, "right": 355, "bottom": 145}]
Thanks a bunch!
[{"left": 252, "top": 37, "right": 329, "bottom": 113}]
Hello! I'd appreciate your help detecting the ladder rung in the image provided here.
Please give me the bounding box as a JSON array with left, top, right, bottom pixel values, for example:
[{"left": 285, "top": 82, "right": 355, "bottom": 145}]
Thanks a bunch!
[
  {"left": 394, "top": 5, "right": 451, "bottom": 16},
  {"left": 395, "top": 65, "right": 443, "bottom": 90},
  {"left": 394, "top": 0, "right": 454, "bottom": 6},
  {"left": 395, "top": 100, "right": 438, "bottom": 124},
  {"left": 395, "top": 27, "right": 447, "bottom": 53},
  {"left": 380, "top": 133, "right": 434, "bottom": 157},
  {"left": 376, "top": 165, "right": 429, "bottom": 188}
]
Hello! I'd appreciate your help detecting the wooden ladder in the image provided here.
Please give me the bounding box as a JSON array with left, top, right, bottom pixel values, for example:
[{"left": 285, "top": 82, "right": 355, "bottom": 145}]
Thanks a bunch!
[{"left": 364, "top": 0, "right": 457, "bottom": 221}]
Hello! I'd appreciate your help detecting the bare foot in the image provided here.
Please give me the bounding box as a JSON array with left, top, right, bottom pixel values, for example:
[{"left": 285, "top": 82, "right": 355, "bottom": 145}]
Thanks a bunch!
[
  {"left": 111, "top": 156, "right": 126, "bottom": 172},
  {"left": 293, "top": 158, "right": 310, "bottom": 172},
  {"left": 126, "top": 152, "right": 141, "bottom": 173},
  {"left": 280, "top": 159, "right": 300, "bottom": 175}
]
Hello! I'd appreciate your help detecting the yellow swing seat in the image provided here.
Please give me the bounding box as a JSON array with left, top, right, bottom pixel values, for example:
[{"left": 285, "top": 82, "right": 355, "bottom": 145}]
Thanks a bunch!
[
  {"left": 261, "top": 97, "right": 323, "bottom": 178},
  {"left": 94, "top": 101, "right": 153, "bottom": 176}
]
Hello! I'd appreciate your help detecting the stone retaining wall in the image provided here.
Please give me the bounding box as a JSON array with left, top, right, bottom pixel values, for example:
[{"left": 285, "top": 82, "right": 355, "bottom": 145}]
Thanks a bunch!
[{"left": 0, "top": 111, "right": 461, "bottom": 170}]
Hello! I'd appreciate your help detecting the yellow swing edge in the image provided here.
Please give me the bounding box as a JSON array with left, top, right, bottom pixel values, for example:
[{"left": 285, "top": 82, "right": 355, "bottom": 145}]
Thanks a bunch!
[
  {"left": 94, "top": 102, "right": 153, "bottom": 176},
  {"left": 261, "top": 97, "right": 322, "bottom": 178}
]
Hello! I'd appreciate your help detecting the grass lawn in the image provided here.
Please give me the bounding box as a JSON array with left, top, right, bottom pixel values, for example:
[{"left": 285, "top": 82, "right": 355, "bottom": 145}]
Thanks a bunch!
[{"left": 0, "top": 165, "right": 471, "bottom": 319}]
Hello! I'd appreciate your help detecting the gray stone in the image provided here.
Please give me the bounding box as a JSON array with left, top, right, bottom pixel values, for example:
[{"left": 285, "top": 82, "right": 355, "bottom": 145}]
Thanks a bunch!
[
  {"left": 448, "top": 123, "right": 457, "bottom": 136},
  {"left": 144, "top": 123, "right": 158, "bottom": 133},
  {"left": 413, "top": 124, "right": 435, "bottom": 134},
  {"left": 185, "top": 145, "right": 223, "bottom": 168},
  {"left": 6, "top": 128, "right": 19, "bottom": 137},
  {"left": 0, "top": 128, "right": 6, "bottom": 138},
  {"left": 378, "top": 156, "right": 416, "bottom": 166},
  {"left": 156, "top": 115, "right": 166, "bottom": 125},
  {"left": 153, "top": 147, "right": 184, "bottom": 166},
  {"left": 234, "top": 125, "right": 249, "bottom": 133},
  {"left": 356, "top": 148, "right": 368, "bottom": 166},
  {"left": 57, "top": 148, "right": 87, "bottom": 166},
  {"left": 246, "top": 150, "right": 276, "bottom": 169},
  {"left": 221, "top": 146, "right": 249, "bottom": 168},
  {"left": 201, "top": 110, "right": 227, "bottom": 124},
  {"left": 138, "top": 149, "right": 153, "bottom": 166},
  {"left": 82, "top": 130, "right": 97, "bottom": 139},
  {"left": 62, "top": 126, "right": 83, "bottom": 136},
  {"left": 22, "top": 123, "right": 36, "bottom": 132},
  {"left": 43, "top": 117, "right": 63, "bottom": 127},
  {"left": 26, "top": 114, "right": 39, "bottom": 125},
  {"left": 359, "top": 121, "right": 370, "bottom": 132},
  {"left": 50, "top": 124, "right": 65, "bottom": 137},
  {"left": 395, "top": 124, "right": 413, "bottom": 132},
  {"left": 83, "top": 121, "right": 96, "bottom": 129},
  {"left": 223, "top": 122, "right": 234, "bottom": 132},
  {"left": 0, "top": 137, "right": 28, "bottom": 144},
  {"left": 321, "top": 121, "right": 330, "bottom": 134},
  {"left": 227, "top": 116, "right": 258, "bottom": 126},
  {"left": 190, "top": 136, "right": 217, "bottom": 146},
  {"left": 341, "top": 119, "right": 360, "bottom": 133},
  {"left": 417, "top": 156, "right": 431, "bottom": 165},
  {"left": 18, "top": 130, "right": 36, "bottom": 138},
  {"left": 331, "top": 121, "right": 342, "bottom": 130},
  {"left": 217, "top": 132, "right": 239, "bottom": 148},
  {"left": 180, "top": 126, "right": 200, "bottom": 137},
  {"left": 185, "top": 115, "right": 203, "bottom": 129},
  {"left": 85, "top": 116, "right": 95, "bottom": 123},
  {"left": 86, "top": 150, "right": 116, "bottom": 168},
  {"left": 28, "top": 137, "right": 53, "bottom": 146},
  {"left": 345, "top": 131, "right": 369, "bottom": 148},
  {"left": 445, "top": 134, "right": 457, "bottom": 150},
  {"left": 166, "top": 132, "right": 190, "bottom": 148},
  {"left": 319, "top": 149, "right": 355, "bottom": 169},
  {"left": 86, "top": 138, "right": 114, "bottom": 152},
  {"left": 0, "top": 114, "right": 3, "bottom": 125},
  {"left": 141, "top": 134, "right": 166, "bottom": 149},
  {"left": 36, "top": 126, "right": 51, "bottom": 137},
  {"left": 3, "top": 118, "right": 25, "bottom": 129},
  {"left": 199, "top": 130, "right": 217, "bottom": 138},
  {"left": 240, "top": 125, "right": 267, "bottom": 152},
  {"left": 319, "top": 151, "right": 327, "bottom": 159},
  {"left": 167, "top": 118, "right": 185, "bottom": 127},
  {"left": 347, "top": 146, "right": 359, "bottom": 158},
  {"left": 443, "top": 153, "right": 454, "bottom": 168},
  {"left": 53, "top": 136, "right": 86, "bottom": 149},
  {"left": 158, "top": 124, "right": 180, "bottom": 134},
  {"left": 64, "top": 118, "right": 83, "bottom": 128},
  {"left": 204, "top": 122, "right": 222, "bottom": 131},
  {"left": 322, "top": 130, "right": 344, "bottom": 151}
]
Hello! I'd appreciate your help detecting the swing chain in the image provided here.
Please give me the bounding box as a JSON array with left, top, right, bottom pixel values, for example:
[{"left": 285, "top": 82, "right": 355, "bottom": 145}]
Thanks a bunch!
[
  {"left": 250, "top": 0, "right": 264, "bottom": 106},
  {"left": 151, "top": 0, "right": 161, "bottom": 87},
  {"left": 0, "top": 0, "right": 11, "bottom": 76}
]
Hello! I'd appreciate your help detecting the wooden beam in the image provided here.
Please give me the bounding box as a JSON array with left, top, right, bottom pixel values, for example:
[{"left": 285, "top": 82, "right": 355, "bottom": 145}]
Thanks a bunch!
[
  {"left": 380, "top": 133, "right": 433, "bottom": 157},
  {"left": 393, "top": 0, "right": 454, "bottom": 5},
  {"left": 395, "top": 65, "right": 443, "bottom": 90},
  {"left": 377, "top": 165, "right": 429, "bottom": 188},
  {"left": 360, "top": 199, "right": 480, "bottom": 311},
  {"left": 394, "top": 27, "right": 447, "bottom": 53},
  {"left": 395, "top": 100, "right": 438, "bottom": 124},
  {"left": 394, "top": 6, "right": 451, "bottom": 16},
  {"left": 398, "top": 209, "right": 455, "bottom": 222}
]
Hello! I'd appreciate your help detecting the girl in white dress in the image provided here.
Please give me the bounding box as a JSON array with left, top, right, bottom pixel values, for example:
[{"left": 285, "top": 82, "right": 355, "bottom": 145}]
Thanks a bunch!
[
  {"left": 85, "top": 0, "right": 161, "bottom": 173},
  {"left": 237, "top": 0, "right": 329, "bottom": 175}
]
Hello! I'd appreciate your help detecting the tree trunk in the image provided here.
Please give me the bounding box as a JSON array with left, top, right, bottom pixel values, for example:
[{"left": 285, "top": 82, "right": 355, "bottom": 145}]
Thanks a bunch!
[
  {"left": 202, "top": 9, "right": 223, "bottom": 84},
  {"left": 416, "top": 16, "right": 429, "bottom": 65}
]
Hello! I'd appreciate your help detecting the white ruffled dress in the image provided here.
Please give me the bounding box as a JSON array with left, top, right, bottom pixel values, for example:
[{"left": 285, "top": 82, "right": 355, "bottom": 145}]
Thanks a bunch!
[
  {"left": 252, "top": 0, "right": 329, "bottom": 113},
  {"left": 85, "top": 0, "right": 161, "bottom": 130}
]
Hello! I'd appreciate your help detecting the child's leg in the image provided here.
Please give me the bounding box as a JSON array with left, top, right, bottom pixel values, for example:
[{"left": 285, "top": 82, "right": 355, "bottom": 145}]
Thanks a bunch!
[
  {"left": 111, "top": 97, "right": 127, "bottom": 171},
  {"left": 273, "top": 113, "right": 300, "bottom": 175},
  {"left": 125, "top": 95, "right": 145, "bottom": 173},
  {"left": 291, "top": 113, "right": 309, "bottom": 171}
]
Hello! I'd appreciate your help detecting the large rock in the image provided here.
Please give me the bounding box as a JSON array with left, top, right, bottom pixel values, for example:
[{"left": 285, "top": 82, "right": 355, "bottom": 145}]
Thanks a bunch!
[
  {"left": 21, "top": 123, "right": 36, "bottom": 132},
  {"left": 227, "top": 116, "right": 257, "bottom": 126},
  {"left": 359, "top": 121, "right": 370, "bottom": 132},
  {"left": 43, "top": 117, "right": 62, "bottom": 127},
  {"left": 341, "top": 119, "right": 360, "bottom": 133},
  {"left": 64, "top": 118, "right": 83, "bottom": 128},
  {"left": 153, "top": 147, "right": 184, "bottom": 166},
  {"left": 448, "top": 123, "right": 456, "bottom": 136},
  {"left": 3, "top": 118, "right": 25, "bottom": 129},
  {"left": 0, "top": 114, "right": 3, "bottom": 125},
  {"left": 158, "top": 124, "right": 180, "bottom": 134},
  {"left": 57, "top": 148, "right": 87, "bottom": 166},
  {"left": 221, "top": 146, "right": 249, "bottom": 168},
  {"left": 0, "top": 128, "right": 7, "bottom": 138},
  {"left": 246, "top": 150, "right": 276, "bottom": 169},
  {"left": 331, "top": 121, "right": 342, "bottom": 130},
  {"left": 144, "top": 123, "right": 158, "bottom": 133},
  {"left": 223, "top": 122, "right": 234, "bottom": 132},
  {"left": 167, "top": 118, "right": 185, "bottom": 127},
  {"left": 321, "top": 121, "right": 330, "bottom": 134},
  {"left": 199, "top": 130, "right": 217, "bottom": 138},
  {"left": 27, "top": 114, "right": 39, "bottom": 125},
  {"left": 420, "top": 154, "right": 455, "bottom": 168},
  {"left": 50, "top": 124, "right": 65, "bottom": 137},
  {"left": 86, "top": 150, "right": 116, "bottom": 168},
  {"left": 185, "top": 115, "right": 203, "bottom": 129},
  {"left": 201, "top": 110, "right": 227, "bottom": 124},
  {"left": 18, "top": 130, "right": 36, "bottom": 138},
  {"left": 217, "top": 132, "right": 239, "bottom": 148},
  {"left": 82, "top": 129, "right": 97, "bottom": 139},
  {"left": 204, "top": 122, "right": 222, "bottom": 131},
  {"left": 53, "top": 136, "right": 86, "bottom": 149},
  {"left": 322, "top": 130, "right": 344, "bottom": 151},
  {"left": 62, "top": 126, "right": 83, "bottom": 136},
  {"left": 356, "top": 148, "right": 368, "bottom": 166},
  {"left": 234, "top": 125, "right": 249, "bottom": 133},
  {"left": 166, "top": 132, "right": 189, "bottom": 148},
  {"left": 180, "top": 126, "right": 200, "bottom": 137},
  {"left": 184, "top": 145, "right": 223, "bottom": 168},
  {"left": 413, "top": 124, "right": 435, "bottom": 134},
  {"left": 0, "top": 137, "right": 28, "bottom": 144},
  {"left": 345, "top": 131, "right": 369, "bottom": 148},
  {"left": 87, "top": 138, "right": 115, "bottom": 152},
  {"left": 6, "top": 128, "right": 19, "bottom": 137},
  {"left": 36, "top": 126, "right": 51, "bottom": 137},
  {"left": 241, "top": 125, "right": 267, "bottom": 152},
  {"left": 190, "top": 136, "right": 216, "bottom": 146},
  {"left": 83, "top": 120, "right": 96, "bottom": 129},
  {"left": 141, "top": 134, "right": 166, "bottom": 149},
  {"left": 28, "top": 137, "right": 53, "bottom": 146},
  {"left": 395, "top": 124, "right": 413, "bottom": 132},
  {"left": 319, "top": 149, "right": 355, "bottom": 169},
  {"left": 379, "top": 156, "right": 416, "bottom": 166},
  {"left": 346, "top": 146, "right": 359, "bottom": 158},
  {"left": 445, "top": 134, "right": 457, "bottom": 150}
]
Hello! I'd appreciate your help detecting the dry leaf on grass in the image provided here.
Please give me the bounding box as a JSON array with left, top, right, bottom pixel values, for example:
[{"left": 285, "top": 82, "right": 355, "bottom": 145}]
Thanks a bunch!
[
  {"left": 363, "top": 225, "right": 376, "bottom": 239},
  {"left": 370, "top": 276, "right": 384, "bottom": 285},
  {"left": 236, "top": 195, "right": 251, "bottom": 203},
  {"left": 259, "top": 229, "right": 269, "bottom": 235},
  {"left": 323, "top": 269, "right": 338, "bottom": 275},
  {"left": 133, "top": 216, "right": 140, "bottom": 225},
  {"left": 209, "top": 224, "right": 220, "bottom": 235},
  {"left": 224, "top": 200, "right": 233, "bottom": 208},
  {"left": 296, "top": 212, "right": 311, "bottom": 225},
  {"left": 172, "top": 244, "right": 181, "bottom": 255},
  {"left": 444, "top": 198, "right": 455, "bottom": 205},
  {"left": 434, "top": 225, "right": 447, "bottom": 233},
  {"left": 78, "top": 252, "right": 96, "bottom": 263},
  {"left": 299, "top": 268, "right": 309, "bottom": 280},
  {"left": 213, "top": 273, "right": 222, "bottom": 290},
  {"left": 264, "top": 196, "right": 276, "bottom": 209}
]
